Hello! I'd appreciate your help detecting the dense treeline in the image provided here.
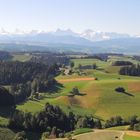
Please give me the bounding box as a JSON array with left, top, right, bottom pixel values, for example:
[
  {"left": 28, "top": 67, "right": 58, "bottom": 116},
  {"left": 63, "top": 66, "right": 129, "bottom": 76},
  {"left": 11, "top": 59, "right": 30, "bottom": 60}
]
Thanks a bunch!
[
  {"left": 0, "top": 51, "right": 12, "bottom": 60},
  {"left": 69, "top": 53, "right": 123, "bottom": 61},
  {"left": 133, "top": 55, "right": 140, "bottom": 61},
  {"left": 0, "top": 61, "right": 59, "bottom": 105},
  {"left": 105, "top": 115, "right": 140, "bottom": 131},
  {"left": 119, "top": 64, "right": 140, "bottom": 76},
  {"left": 8, "top": 103, "right": 101, "bottom": 138},
  {"left": 0, "top": 52, "right": 69, "bottom": 106},
  {"left": 0, "top": 86, "right": 15, "bottom": 106},
  {"left": 9, "top": 82, "right": 31, "bottom": 104},
  {"left": 8, "top": 103, "right": 140, "bottom": 139},
  {"left": 0, "top": 61, "right": 58, "bottom": 85},
  {"left": 30, "top": 52, "right": 70, "bottom": 66},
  {"left": 112, "top": 61, "right": 133, "bottom": 66},
  {"left": 78, "top": 64, "right": 97, "bottom": 70}
]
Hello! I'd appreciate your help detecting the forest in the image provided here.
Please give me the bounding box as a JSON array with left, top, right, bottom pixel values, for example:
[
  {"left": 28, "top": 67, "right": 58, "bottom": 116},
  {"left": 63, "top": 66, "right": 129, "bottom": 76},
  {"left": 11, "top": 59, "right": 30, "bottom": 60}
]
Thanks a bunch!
[
  {"left": 119, "top": 64, "right": 140, "bottom": 76},
  {"left": 0, "top": 51, "right": 71, "bottom": 107}
]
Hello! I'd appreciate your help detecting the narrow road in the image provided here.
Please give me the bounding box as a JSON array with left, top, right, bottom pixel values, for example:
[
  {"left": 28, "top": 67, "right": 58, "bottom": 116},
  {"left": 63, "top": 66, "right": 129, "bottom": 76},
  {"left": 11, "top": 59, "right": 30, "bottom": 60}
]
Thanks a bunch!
[{"left": 120, "top": 131, "right": 125, "bottom": 140}]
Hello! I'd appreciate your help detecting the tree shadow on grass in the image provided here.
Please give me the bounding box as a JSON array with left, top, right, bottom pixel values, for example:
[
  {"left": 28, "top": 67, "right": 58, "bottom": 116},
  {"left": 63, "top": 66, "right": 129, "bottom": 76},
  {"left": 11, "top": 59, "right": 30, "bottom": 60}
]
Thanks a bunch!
[
  {"left": 0, "top": 106, "right": 16, "bottom": 119},
  {"left": 123, "top": 92, "right": 134, "bottom": 97},
  {"left": 117, "top": 91, "right": 134, "bottom": 97},
  {"left": 77, "top": 93, "right": 87, "bottom": 96},
  {"left": 68, "top": 92, "right": 87, "bottom": 97},
  {"left": 47, "top": 82, "right": 64, "bottom": 94}
]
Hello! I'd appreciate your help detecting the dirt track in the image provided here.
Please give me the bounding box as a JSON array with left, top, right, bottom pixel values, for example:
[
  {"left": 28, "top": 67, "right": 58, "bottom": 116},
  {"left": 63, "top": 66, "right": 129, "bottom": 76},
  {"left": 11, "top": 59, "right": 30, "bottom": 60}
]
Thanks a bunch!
[
  {"left": 125, "top": 131, "right": 140, "bottom": 137},
  {"left": 73, "top": 130, "right": 124, "bottom": 140},
  {"left": 58, "top": 77, "right": 95, "bottom": 83}
]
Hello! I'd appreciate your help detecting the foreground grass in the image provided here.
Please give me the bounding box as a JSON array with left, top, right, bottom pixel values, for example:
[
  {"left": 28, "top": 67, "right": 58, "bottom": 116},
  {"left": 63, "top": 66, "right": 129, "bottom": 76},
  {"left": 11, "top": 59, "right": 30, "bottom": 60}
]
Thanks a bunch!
[
  {"left": 71, "top": 128, "right": 93, "bottom": 136},
  {"left": 107, "top": 125, "right": 129, "bottom": 131},
  {"left": 124, "top": 134, "right": 140, "bottom": 140}
]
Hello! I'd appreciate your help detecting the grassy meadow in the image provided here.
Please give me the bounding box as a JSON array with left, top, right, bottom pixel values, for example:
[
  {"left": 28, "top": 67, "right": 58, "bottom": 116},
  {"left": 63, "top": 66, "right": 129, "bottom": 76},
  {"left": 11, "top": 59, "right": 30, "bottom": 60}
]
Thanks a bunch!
[
  {"left": 17, "top": 56, "right": 140, "bottom": 120},
  {"left": 124, "top": 135, "right": 140, "bottom": 140},
  {"left": 1, "top": 54, "right": 140, "bottom": 140}
]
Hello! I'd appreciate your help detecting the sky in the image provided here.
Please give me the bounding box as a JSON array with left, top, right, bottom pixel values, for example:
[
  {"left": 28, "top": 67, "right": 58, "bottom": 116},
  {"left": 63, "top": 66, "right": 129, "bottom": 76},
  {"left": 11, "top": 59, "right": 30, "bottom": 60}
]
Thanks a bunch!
[{"left": 0, "top": 0, "right": 139, "bottom": 35}]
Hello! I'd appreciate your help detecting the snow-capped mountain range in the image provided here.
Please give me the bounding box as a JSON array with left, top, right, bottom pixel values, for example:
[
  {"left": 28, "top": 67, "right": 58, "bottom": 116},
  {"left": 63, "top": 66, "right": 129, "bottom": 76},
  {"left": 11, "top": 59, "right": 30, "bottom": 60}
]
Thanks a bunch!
[
  {"left": 0, "top": 28, "right": 137, "bottom": 42},
  {"left": 0, "top": 28, "right": 140, "bottom": 54}
]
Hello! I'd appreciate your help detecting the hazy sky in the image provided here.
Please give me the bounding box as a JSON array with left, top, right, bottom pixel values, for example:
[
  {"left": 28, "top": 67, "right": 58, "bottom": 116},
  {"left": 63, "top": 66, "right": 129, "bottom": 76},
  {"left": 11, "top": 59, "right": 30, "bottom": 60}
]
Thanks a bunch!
[{"left": 0, "top": 0, "right": 139, "bottom": 35}]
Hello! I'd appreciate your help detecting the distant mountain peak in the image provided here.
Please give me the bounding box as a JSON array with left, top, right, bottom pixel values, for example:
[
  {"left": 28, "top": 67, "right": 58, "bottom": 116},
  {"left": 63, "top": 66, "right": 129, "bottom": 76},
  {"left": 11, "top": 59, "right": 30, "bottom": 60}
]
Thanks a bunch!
[
  {"left": 80, "top": 30, "right": 130, "bottom": 41},
  {"left": 53, "top": 28, "right": 78, "bottom": 37},
  {"left": 0, "top": 28, "right": 138, "bottom": 43},
  {"left": 0, "top": 28, "right": 10, "bottom": 35}
]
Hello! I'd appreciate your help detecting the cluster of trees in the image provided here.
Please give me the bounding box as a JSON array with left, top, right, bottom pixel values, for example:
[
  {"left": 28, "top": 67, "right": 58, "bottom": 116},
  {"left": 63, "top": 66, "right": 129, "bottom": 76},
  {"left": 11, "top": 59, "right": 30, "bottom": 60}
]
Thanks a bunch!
[
  {"left": 128, "top": 115, "right": 140, "bottom": 131},
  {"left": 31, "top": 52, "right": 70, "bottom": 66},
  {"left": 119, "top": 64, "right": 140, "bottom": 76},
  {"left": 9, "top": 82, "right": 31, "bottom": 104},
  {"left": 115, "top": 87, "right": 125, "bottom": 93},
  {"left": 0, "top": 61, "right": 59, "bottom": 105},
  {"left": 7, "top": 102, "right": 140, "bottom": 139},
  {"left": 0, "top": 51, "right": 12, "bottom": 60},
  {"left": 69, "top": 53, "right": 124, "bottom": 62},
  {"left": 0, "top": 61, "right": 58, "bottom": 85},
  {"left": 105, "top": 116, "right": 126, "bottom": 128},
  {"left": 8, "top": 103, "right": 102, "bottom": 138},
  {"left": 78, "top": 63, "right": 97, "bottom": 70},
  {"left": 104, "top": 115, "right": 140, "bottom": 131},
  {"left": 133, "top": 55, "right": 140, "bottom": 61},
  {"left": 0, "top": 86, "right": 15, "bottom": 106},
  {"left": 68, "top": 87, "right": 81, "bottom": 97},
  {"left": 13, "top": 131, "right": 28, "bottom": 140},
  {"left": 112, "top": 61, "right": 133, "bottom": 66}
]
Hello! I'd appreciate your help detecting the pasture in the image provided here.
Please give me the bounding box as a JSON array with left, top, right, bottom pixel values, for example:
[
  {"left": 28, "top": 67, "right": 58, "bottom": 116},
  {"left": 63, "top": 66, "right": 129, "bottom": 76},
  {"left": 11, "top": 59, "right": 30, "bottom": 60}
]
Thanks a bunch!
[{"left": 17, "top": 68, "right": 140, "bottom": 120}]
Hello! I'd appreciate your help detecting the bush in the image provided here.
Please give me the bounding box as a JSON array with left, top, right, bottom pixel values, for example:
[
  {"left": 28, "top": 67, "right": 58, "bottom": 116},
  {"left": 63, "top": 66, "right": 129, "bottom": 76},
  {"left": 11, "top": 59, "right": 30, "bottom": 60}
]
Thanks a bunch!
[
  {"left": 41, "top": 132, "right": 50, "bottom": 140},
  {"left": 13, "top": 131, "right": 28, "bottom": 140},
  {"left": 58, "top": 133, "right": 65, "bottom": 138},
  {"left": 115, "top": 87, "right": 125, "bottom": 93},
  {"left": 134, "top": 123, "right": 140, "bottom": 131},
  {"left": 71, "top": 87, "right": 80, "bottom": 95}
]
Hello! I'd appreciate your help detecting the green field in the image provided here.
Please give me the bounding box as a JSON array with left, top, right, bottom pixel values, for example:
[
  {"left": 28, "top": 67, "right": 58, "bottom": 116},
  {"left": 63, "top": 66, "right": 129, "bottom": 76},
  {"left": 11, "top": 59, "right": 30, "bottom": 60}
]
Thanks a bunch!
[
  {"left": 17, "top": 67, "right": 140, "bottom": 120},
  {"left": 12, "top": 54, "right": 32, "bottom": 62},
  {"left": 71, "top": 128, "right": 93, "bottom": 136},
  {"left": 71, "top": 58, "right": 109, "bottom": 69},
  {"left": 124, "top": 134, "right": 140, "bottom": 140},
  {"left": 17, "top": 57, "right": 140, "bottom": 120}
]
